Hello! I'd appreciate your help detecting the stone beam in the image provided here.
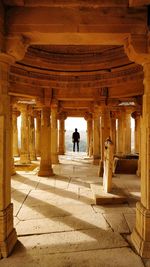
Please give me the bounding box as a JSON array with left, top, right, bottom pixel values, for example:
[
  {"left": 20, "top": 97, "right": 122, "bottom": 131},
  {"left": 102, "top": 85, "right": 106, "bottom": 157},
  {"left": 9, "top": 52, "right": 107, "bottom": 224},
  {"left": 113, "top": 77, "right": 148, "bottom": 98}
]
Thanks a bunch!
[
  {"left": 9, "top": 83, "right": 44, "bottom": 99},
  {"left": 3, "top": 0, "right": 128, "bottom": 7},
  {"left": 129, "top": 0, "right": 150, "bottom": 6},
  {"left": 61, "top": 109, "right": 89, "bottom": 117},
  {"left": 59, "top": 101, "right": 92, "bottom": 109},
  {"left": 6, "top": 6, "right": 147, "bottom": 45}
]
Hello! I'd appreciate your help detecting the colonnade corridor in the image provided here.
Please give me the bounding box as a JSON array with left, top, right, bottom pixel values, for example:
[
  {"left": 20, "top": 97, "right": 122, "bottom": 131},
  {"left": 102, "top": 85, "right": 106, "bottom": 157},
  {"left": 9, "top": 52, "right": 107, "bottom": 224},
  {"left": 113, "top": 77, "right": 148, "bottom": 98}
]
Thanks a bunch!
[{"left": 0, "top": 153, "right": 145, "bottom": 267}]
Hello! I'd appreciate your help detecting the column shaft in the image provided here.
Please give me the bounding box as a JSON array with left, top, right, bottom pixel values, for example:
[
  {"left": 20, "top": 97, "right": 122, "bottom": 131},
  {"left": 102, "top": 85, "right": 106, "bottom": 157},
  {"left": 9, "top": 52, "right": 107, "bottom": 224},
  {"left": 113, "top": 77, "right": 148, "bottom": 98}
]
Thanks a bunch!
[
  {"left": 0, "top": 55, "right": 17, "bottom": 258},
  {"left": 117, "top": 111, "right": 125, "bottom": 155},
  {"left": 87, "top": 118, "right": 92, "bottom": 156},
  {"left": 110, "top": 115, "right": 116, "bottom": 154},
  {"left": 12, "top": 110, "right": 19, "bottom": 157},
  {"left": 124, "top": 110, "right": 131, "bottom": 154},
  {"left": 51, "top": 105, "right": 59, "bottom": 164},
  {"left": 20, "top": 105, "right": 30, "bottom": 164},
  {"left": 38, "top": 107, "right": 53, "bottom": 176},
  {"left": 93, "top": 113, "right": 100, "bottom": 164},
  {"left": 59, "top": 118, "right": 65, "bottom": 155},
  {"left": 29, "top": 113, "right": 36, "bottom": 161},
  {"left": 35, "top": 112, "right": 41, "bottom": 157},
  {"left": 131, "top": 63, "right": 150, "bottom": 257}
]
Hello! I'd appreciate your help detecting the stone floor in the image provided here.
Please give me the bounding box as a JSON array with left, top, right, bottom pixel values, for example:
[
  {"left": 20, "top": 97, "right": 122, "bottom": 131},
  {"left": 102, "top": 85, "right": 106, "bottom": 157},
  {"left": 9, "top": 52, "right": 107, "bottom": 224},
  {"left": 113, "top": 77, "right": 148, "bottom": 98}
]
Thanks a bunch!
[{"left": 0, "top": 152, "right": 147, "bottom": 267}]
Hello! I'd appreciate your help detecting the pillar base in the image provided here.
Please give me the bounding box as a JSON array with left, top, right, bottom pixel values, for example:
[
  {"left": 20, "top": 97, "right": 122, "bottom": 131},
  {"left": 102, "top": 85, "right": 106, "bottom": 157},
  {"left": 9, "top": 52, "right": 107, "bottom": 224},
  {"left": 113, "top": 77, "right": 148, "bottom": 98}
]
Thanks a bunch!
[
  {"left": 11, "top": 159, "right": 16, "bottom": 176},
  {"left": 93, "top": 157, "right": 100, "bottom": 165},
  {"left": 58, "top": 150, "right": 65, "bottom": 155},
  {"left": 51, "top": 154, "right": 59, "bottom": 164},
  {"left": 38, "top": 166, "right": 54, "bottom": 177},
  {"left": 30, "top": 153, "right": 37, "bottom": 161},
  {"left": 20, "top": 153, "right": 31, "bottom": 164},
  {"left": 131, "top": 202, "right": 150, "bottom": 258},
  {"left": 0, "top": 204, "right": 17, "bottom": 258}
]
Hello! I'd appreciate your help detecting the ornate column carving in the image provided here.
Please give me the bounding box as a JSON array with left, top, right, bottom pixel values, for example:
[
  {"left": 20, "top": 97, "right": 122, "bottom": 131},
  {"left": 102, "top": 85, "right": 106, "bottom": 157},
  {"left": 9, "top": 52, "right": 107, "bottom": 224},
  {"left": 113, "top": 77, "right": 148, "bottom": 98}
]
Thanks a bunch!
[
  {"left": 12, "top": 108, "right": 20, "bottom": 157},
  {"left": 131, "top": 62, "right": 150, "bottom": 258},
  {"left": 28, "top": 107, "right": 37, "bottom": 161},
  {"left": 51, "top": 101, "right": 59, "bottom": 164},
  {"left": 19, "top": 104, "right": 31, "bottom": 164},
  {"left": 0, "top": 54, "right": 17, "bottom": 258},
  {"left": 38, "top": 107, "right": 54, "bottom": 177},
  {"left": 35, "top": 111, "right": 41, "bottom": 157},
  {"left": 93, "top": 106, "right": 100, "bottom": 165},
  {"left": 58, "top": 112, "right": 66, "bottom": 155}
]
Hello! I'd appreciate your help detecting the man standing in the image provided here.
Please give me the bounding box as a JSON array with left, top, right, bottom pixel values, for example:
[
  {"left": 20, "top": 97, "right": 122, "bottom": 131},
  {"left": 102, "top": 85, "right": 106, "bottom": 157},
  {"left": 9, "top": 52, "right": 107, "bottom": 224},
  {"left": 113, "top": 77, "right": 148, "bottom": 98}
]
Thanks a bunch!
[{"left": 72, "top": 128, "right": 80, "bottom": 152}]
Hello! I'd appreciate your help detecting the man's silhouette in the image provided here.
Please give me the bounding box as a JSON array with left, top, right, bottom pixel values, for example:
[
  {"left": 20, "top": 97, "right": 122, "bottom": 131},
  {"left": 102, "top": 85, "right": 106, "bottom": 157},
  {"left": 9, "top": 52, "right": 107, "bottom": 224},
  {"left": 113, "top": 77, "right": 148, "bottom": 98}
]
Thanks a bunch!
[{"left": 72, "top": 128, "right": 80, "bottom": 152}]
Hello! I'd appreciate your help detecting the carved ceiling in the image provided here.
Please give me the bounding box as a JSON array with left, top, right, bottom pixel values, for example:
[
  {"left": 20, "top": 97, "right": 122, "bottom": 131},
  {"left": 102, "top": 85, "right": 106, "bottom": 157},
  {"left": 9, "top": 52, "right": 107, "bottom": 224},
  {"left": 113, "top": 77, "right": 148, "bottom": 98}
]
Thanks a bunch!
[{"left": 19, "top": 45, "right": 131, "bottom": 72}]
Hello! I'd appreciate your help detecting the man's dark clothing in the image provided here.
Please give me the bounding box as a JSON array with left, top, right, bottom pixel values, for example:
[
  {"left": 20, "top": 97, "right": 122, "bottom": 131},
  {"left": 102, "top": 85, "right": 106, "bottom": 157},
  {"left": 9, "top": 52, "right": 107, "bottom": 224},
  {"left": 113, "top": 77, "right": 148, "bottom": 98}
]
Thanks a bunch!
[{"left": 72, "top": 130, "right": 80, "bottom": 152}]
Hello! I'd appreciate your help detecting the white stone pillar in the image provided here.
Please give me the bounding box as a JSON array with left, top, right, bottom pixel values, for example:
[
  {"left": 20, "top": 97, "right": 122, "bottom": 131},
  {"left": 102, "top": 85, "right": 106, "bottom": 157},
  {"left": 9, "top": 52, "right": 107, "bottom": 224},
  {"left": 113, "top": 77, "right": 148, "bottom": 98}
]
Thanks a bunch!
[
  {"left": 51, "top": 101, "right": 59, "bottom": 164},
  {"left": 0, "top": 54, "right": 17, "bottom": 257},
  {"left": 131, "top": 63, "right": 150, "bottom": 257},
  {"left": 38, "top": 107, "right": 54, "bottom": 177},
  {"left": 19, "top": 104, "right": 31, "bottom": 164}
]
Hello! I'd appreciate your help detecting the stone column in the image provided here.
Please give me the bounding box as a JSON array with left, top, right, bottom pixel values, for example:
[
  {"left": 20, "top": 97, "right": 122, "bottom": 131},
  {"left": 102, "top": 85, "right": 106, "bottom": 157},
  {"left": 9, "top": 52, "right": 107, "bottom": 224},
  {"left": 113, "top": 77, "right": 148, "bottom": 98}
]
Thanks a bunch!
[
  {"left": 87, "top": 118, "right": 92, "bottom": 156},
  {"left": 51, "top": 101, "right": 59, "bottom": 164},
  {"left": 12, "top": 108, "right": 20, "bottom": 157},
  {"left": 110, "top": 112, "right": 116, "bottom": 154},
  {"left": 85, "top": 113, "right": 92, "bottom": 156},
  {"left": 28, "top": 108, "right": 37, "bottom": 161},
  {"left": 38, "top": 107, "right": 54, "bottom": 176},
  {"left": 58, "top": 113, "right": 66, "bottom": 155},
  {"left": 124, "top": 109, "right": 131, "bottom": 154},
  {"left": 131, "top": 63, "right": 150, "bottom": 257},
  {"left": 116, "top": 110, "right": 125, "bottom": 155},
  {"left": 99, "top": 107, "right": 111, "bottom": 175},
  {"left": 93, "top": 108, "right": 100, "bottom": 165},
  {"left": 35, "top": 111, "right": 41, "bottom": 157},
  {"left": 10, "top": 104, "right": 16, "bottom": 175},
  {"left": 134, "top": 113, "right": 141, "bottom": 154},
  {"left": 0, "top": 54, "right": 17, "bottom": 257},
  {"left": 131, "top": 111, "right": 141, "bottom": 176},
  {"left": 19, "top": 104, "right": 31, "bottom": 164}
]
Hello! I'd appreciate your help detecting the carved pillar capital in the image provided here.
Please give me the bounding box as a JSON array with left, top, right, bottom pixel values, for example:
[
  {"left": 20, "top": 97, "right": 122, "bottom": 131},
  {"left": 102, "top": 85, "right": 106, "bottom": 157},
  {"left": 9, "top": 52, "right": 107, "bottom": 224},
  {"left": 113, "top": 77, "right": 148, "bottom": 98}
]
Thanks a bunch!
[
  {"left": 4, "top": 35, "right": 30, "bottom": 61},
  {"left": 124, "top": 34, "right": 149, "bottom": 65}
]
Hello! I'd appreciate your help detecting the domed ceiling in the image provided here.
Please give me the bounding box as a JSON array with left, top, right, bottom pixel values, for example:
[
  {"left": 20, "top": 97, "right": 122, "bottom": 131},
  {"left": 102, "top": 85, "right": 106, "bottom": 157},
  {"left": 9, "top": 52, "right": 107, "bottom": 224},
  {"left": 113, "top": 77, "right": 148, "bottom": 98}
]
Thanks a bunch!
[{"left": 19, "top": 45, "right": 132, "bottom": 72}]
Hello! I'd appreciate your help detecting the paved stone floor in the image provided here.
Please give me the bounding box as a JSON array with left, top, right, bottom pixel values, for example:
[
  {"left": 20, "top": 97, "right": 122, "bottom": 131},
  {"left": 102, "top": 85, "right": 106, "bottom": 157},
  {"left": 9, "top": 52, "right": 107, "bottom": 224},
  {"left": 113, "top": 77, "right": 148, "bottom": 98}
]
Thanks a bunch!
[{"left": 0, "top": 153, "right": 147, "bottom": 267}]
